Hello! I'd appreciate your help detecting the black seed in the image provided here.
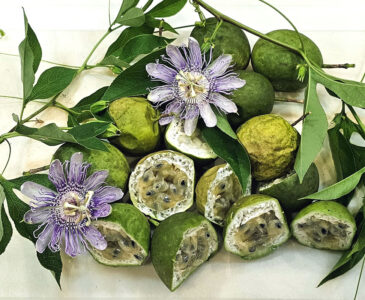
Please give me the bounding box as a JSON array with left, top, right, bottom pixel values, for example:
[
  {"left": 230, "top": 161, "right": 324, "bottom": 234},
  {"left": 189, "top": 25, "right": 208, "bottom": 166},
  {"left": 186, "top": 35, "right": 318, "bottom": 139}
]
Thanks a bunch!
[
  {"left": 156, "top": 163, "right": 163, "bottom": 168},
  {"left": 146, "top": 190, "right": 155, "bottom": 196},
  {"left": 259, "top": 223, "right": 265, "bottom": 228},
  {"left": 321, "top": 228, "right": 328, "bottom": 235},
  {"left": 143, "top": 176, "right": 149, "bottom": 182},
  {"left": 249, "top": 246, "right": 256, "bottom": 253},
  {"left": 219, "top": 183, "right": 226, "bottom": 190},
  {"left": 113, "top": 248, "right": 121, "bottom": 257},
  {"left": 298, "top": 224, "right": 304, "bottom": 228},
  {"left": 182, "top": 254, "right": 189, "bottom": 263},
  {"left": 276, "top": 222, "right": 282, "bottom": 229},
  {"left": 155, "top": 184, "right": 160, "bottom": 189},
  {"left": 131, "top": 240, "right": 136, "bottom": 248},
  {"left": 134, "top": 254, "right": 142, "bottom": 260},
  {"left": 180, "top": 180, "right": 186, "bottom": 186},
  {"left": 206, "top": 232, "right": 210, "bottom": 238},
  {"left": 123, "top": 239, "right": 129, "bottom": 247},
  {"left": 338, "top": 223, "right": 345, "bottom": 229},
  {"left": 239, "top": 223, "right": 246, "bottom": 229},
  {"left": 163, "top": 196, "right": 170, "bottom": 203}
]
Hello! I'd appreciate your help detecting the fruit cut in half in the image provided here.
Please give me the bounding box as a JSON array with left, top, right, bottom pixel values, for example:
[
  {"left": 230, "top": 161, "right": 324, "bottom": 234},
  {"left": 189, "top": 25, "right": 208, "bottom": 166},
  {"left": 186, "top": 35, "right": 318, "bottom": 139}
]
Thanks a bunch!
[
  {"left": 291, "top": 201, "right": 356, "bottom": 250},
  {"left": 196, "top": 164, "right": 251, "bottom": 226},
  {"left": 256, "top": 163, "right": 319, "bottom": 213},
  {"left": 224, "top": 194, "right": 290, "bottom": 259},
  {"left": 89, "top": 203, "right": 150, "bottom": 266},
  {"left": 129, "top": 150, "right": 195, "bottom": 221},
  {"left": 165, "top": 118, "right": 217, "bottom": 164},
  {"left": 151, "top": 212, "right": 218, "bottom": 291}
]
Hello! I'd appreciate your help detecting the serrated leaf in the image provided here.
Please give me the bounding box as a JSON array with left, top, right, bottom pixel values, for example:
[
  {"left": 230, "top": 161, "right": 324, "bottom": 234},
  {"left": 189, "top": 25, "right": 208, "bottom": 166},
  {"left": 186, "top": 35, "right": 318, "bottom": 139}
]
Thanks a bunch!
[
  {"left": 202, "top": 126, "right": 251, "bottom": 192},
  {"left": 27, "top": 67, "right": 77, "bottom": 102},
  {"left": 147, "top": 0, "right": 187, "bottom": 18},
  {"left": 102, "top": 47, "right": 166, "bottom": 101},
  {"left": 294, "top": 70, "right": 328, "bottom": 182},
  {"left": 117, "top": 7, "right": 145, "bottom": 27}
]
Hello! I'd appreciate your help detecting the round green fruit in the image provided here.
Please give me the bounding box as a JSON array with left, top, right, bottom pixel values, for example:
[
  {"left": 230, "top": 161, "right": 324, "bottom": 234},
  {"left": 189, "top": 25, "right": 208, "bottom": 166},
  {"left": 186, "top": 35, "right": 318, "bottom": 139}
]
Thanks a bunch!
[
  {"left": 196, "top": 164, "right": 251, "bottom": 226},
  {"left": 228, "top": 71, "right": 274, "bottom": 128},
  {"left": 237, "top": 114, "right": 299, "bottom": 181},
  {"left": 89, "top": 203, "right": 150, "bottom": 266},
  {"left": 165, "top": 118, "right": 217, "bottom": 164},
  {"left": 191, "top": 17, "right": 251, "bottom": 70},
  {"left": 224, "top": 194, "right": 290, "bottom": 260},
  {"left": 256, "top": 163, "right": 319, "bottom": 213},
  {"left": 129, "top": 150, "right": 195, "bottom": 221},
  {"left": 291, "top": 201, "right": 356, "bottom": 250},
  {"left": 108, "top": 97, "right": 160, "bottom": 155},
  {"left": 251, "top": 29, "right": 323, "bottom": 91},
  {"left": 53, "top": 142, "right": 130, "bottom": 190},
  {"left": 151, "top": 212, "right": 218, "bottom": 291}
]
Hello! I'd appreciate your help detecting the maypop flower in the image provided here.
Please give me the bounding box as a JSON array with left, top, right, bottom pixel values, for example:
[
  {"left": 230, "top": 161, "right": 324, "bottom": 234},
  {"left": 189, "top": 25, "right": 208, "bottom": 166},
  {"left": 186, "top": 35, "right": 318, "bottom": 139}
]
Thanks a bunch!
[
  {"left": 21, "top": 152, "right": 124, "bottom": 257},
  {"left": 146, "top": 37, "right": 246, "bottom": 136}
]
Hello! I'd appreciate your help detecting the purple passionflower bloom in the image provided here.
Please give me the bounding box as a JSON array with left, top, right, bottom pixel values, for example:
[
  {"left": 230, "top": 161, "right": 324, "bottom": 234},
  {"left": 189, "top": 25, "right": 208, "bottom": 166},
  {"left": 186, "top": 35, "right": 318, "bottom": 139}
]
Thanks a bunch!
[
  {"left": 146, "top": 37, "right": 246, "bottom": 136},
  {"left": 21, "top": 152, "right": 123, "bottom": 257}
]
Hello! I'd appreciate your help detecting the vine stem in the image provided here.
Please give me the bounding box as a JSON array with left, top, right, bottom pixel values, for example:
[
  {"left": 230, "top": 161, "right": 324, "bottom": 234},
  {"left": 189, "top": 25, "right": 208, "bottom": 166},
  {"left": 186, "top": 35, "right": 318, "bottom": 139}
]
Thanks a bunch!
[
  {"left": 1, "top": 139, "right": 11, "bottom": 175},
  {"left": 291, "top": 112, "right": 310, "bottom": 126},
  {"left": 0, "top": 95, "right": 22, "bottom": 100},
  {"left": 347, "top": 105, "right": 365, "bottom": 136},
  {"left": 323, "top": 63, "right": 355, "bottom": 69},
  {"left": 275, "top": 97, "right": 303, "bottom": 104},
  {"left": 354, "top": 258, "right": 365, "bottom": 300}
]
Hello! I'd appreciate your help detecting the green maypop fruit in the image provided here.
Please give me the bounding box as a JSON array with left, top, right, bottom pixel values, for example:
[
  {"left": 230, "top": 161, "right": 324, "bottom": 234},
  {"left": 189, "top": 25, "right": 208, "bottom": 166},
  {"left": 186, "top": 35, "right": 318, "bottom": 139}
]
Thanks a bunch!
[
  {"left": 224, "top": 194, "right": 290, "bottom": 260},
  {"left": 256, "top": 163, "right": 320, "bottom": 213},
  {"left": 237, "top": 114, "right": 299, "bottom": 181},
  {"left": 251, "top": 29, "right": 323, "bottom": 91},
  {"left": 228, "top": 71, "right": 275, "bottom": 128},
  {"left": 151, "top": 212, "right": 218, "bottom": 291},
  {"left": 291, "top": 201, "right": 356, "bottom": 250},
  {"left": 108, "top": 97, "right": 160, "bottom": 155},
  {"left": 89, "top": 203, "right": 150, "bottom": 266},
  {"left": 196, "top": 164, "right": 251, "bottom": 226},
  {"left": 191, "top": 17, "right": 251, "bottom": 70},
  {"left": 53, "top": 142, "right": 130, "bottom": 190},
  {"left": 129, "top": 150, "right": 195, "bottom": 221}
]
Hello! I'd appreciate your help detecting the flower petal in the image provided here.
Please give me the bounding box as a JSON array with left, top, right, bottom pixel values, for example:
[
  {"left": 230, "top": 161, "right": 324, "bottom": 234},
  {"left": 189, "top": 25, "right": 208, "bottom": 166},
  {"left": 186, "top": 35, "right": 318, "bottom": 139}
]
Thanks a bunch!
[
  {"left": 93, "top": 186, "right": 124, "bottom": 204},
  {"left": 147, "top": 86, "right": 175, "bottom": 103},
  {"left": 21, "top": 181, "right": 57, "bottom": 202},
  {"left": 48, "top": 159, "right": 67, "bottom": 191},
  {"left": 67, "top": 152, "right": 89, "bottom": 185},
  {"left": 199, "top": 102, "right": 217, "bottom": 127},
  {"left": 82, "top": 225, "right": 107, "bottom": 251},
  {"left": 91, "top": 203, "right": 112, "bottom": 218},
  {"left": 64, "top": 228, "right": 81, "bottom": 257},
  {"left": 84, "top": 170, "right": 109, "bottom": 191},
  {"left": 35, "top": 223, "right": 54, "bottom": 253},
  {"left": 188, "top": 38, "right": 203, "bottom": 70},
  {"left": 159, "top": 116, "right": 174, "bottom": 126},
  {"left": 166, "top": 44, "right": 187, "bottom": 69},
  {"left": 206, "top": 54, "right": 232, "bottom": 77},
  {"left": 49, "top": 225, "right": 62, "bottom": 252},
  {"left": 214, "top": 77, "right": 245, "bottom": 92},
  {"left": 210, "top": 93, "right": 238, "bottom": 113},
  {"left": 184, "top": 117, "right": 198, "bottom": 136},
  {"left": 24, "top": 209, "right": 50, "bottom": 224},
  {"left": 146, "top": 63, "right": 177, "bottom": 83}
]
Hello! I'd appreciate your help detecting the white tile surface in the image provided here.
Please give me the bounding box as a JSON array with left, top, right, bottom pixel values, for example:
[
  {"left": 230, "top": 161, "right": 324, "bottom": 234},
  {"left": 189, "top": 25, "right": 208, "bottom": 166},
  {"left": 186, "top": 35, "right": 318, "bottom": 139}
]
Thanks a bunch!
[{"left": 0, "top": 0, "right": 365, "bottom": 298}]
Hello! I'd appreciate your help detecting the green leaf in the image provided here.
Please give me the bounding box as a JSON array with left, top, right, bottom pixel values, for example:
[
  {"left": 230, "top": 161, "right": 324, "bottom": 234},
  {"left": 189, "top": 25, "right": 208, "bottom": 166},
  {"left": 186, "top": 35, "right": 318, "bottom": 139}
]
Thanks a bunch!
[
  {"left": 117, "top": 7, "right": 145, "bottom": 27},
  {"left": 312, "top": 68, "right": 365, "bottom": 109},
  {"left": 202, "top": 126, "right": 251, "bottom": 192},
  {"left": 212, "top": 107, "right": 237, "bottom": 140},
  {"left": 119, "top": 34, "right": 172, "bottom": 63},
  {"left": 27, "top": 67, "right": 77, "bottom": 102},
  {"left": 0, "top": 29, "right": 5, "bottom": 38},
  {"left": 115, "top": 0, "right": 140, "bottom": 23},
  {"left": 72, "top": 87, "right": 108, "bottom": 113},
  {"left": 0, "top": 184, "right": 5, "bottom": 240},
  {"left": 105, "top": 25, "right": 153, "bottom": 58},
  {"left": 18, "top": 9, "right": 42, "bottom": 100},
  {"left": 147, "top": 0, "right": 187, "bottom": 18},
  {"left": 68, "top": 121, "right": 111, "bottom": 141},
  {"left": 145, "top": 15, "right": 178, "bottom": 34},
  {"left": 73, "top": 137, "right": 108, "bottom": 151},
  {"left": 102, "top": 47, "right": 166, "bottom": 101},
  {"left": 99, "top": 56, "right": 130, "bottom": 69},
  {"left": 16, "top": 123, "right": 77, "bottom": 146},
  {"left": 300, "top": 166, "right": 365, "bottom": 201},
  {"left": 0, "top": 204, "right": 13, "bottom": 255},
  {"left": 0, "top": 177, "right": 62, "bottom": 287},
  {"left": 294, "top": 70, "right": 328, "bottom": 182}
]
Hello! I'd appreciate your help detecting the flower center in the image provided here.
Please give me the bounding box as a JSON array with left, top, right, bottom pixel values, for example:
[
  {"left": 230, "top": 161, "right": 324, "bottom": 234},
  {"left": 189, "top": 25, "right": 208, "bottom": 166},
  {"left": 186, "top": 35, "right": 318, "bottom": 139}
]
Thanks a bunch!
[
  {"left": 62, "top": 191, "right": 94, "bottom": 226},
  {"left": 176, "top": 70, "right": 209, "bottom": 103}
]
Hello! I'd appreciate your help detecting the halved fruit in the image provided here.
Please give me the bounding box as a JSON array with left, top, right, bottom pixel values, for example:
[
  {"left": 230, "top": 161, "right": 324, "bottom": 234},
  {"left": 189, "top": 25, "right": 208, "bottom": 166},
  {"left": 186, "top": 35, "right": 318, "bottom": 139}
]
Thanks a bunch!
[
  {"left": 224, "top": 194, "right": 290, "bottom": 259},
  {"left": 89, "top": 203, "right": 150, "bottom": 266},
  {"left": 196, "top": 164, "right": 251, "bottom": 226},
  {"left": 151, "top": 212, "right": 218, "bottom": 291},
  {"left": 291, "top": 201, "right": 356, "bottom": 250},
  {"left": 165, "top": 118, "right": 217, "bottom": 164},
  {"left": 129, "top": 150, "right": 195, "bottom": 221}
]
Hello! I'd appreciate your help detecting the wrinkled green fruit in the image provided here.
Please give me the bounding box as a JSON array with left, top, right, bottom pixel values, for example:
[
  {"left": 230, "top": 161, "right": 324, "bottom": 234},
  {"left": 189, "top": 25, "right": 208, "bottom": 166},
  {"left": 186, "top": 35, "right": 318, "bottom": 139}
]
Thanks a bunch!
[
  {"left": 237, "top": 114, "right": 299, "bottom": 181},
  {"left": 151, "top": 212, "right": 218, "bottom": 291},
  {"left": 228, "top": 71, "right": 274, "bottom": 128},
  {"left": 291, "top": 201, "right": 356, "bottom": 250},
  {"left": 109, "top": 97, "right": 160, "bottom": 155},
  {"left": 53, "top": 142, "right": 130, "bottom": 190},
  {"left": 196, "top": 164, "right": 251, "bottom": 226},
  {"left": 224, "top": 194, "right": 290, "bottom": 260},
  {"left": 251, "top": 29, "right": 323, "bottom": 91},
  {"left": 191, "top": 17, "right": 251, "bottom": 70},
  {"left": 89, "top": 203, "right": 150, "bottom": 266},
  {"left": 256, "top": 163, "right": 319, "bottom": 213}
]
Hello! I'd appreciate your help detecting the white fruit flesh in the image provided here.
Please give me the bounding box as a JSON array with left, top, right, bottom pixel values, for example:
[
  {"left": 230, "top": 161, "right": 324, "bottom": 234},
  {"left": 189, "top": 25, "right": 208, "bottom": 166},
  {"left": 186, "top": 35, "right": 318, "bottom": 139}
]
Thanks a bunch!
[
  {"left": 225, "top": 200, "right": 289, "bottom": 257},
  {"left": 90, "top": 221, "right": 146, "bottom": 265},
  {"left": 129, "top": 151, "right": 194, "bottom": 220},
  {"left": 292, "top": 213, "right": 355, "bottom": 250},
  {"left": 166, "top": 119, "right": 217, "bottom": 160},
  {"left": 172, "top": 223, "right": 218, "bottom": 290}
]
